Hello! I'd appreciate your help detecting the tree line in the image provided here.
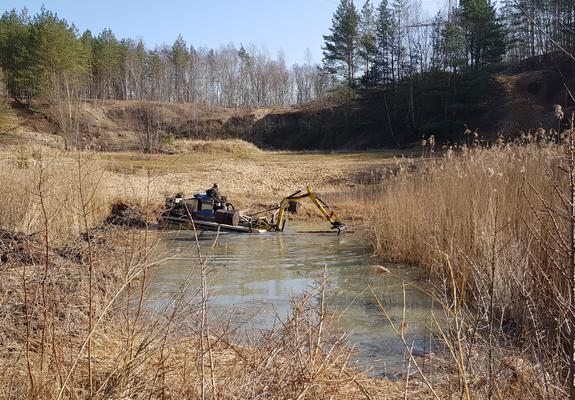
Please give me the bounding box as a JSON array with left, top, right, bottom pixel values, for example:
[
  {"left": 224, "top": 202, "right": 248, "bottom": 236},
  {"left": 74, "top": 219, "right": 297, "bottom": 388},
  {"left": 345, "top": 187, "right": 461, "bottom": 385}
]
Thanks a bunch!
[
  {"left": 322, "top": 0, "right": 575, "bottom": 88},
  {"left": 0, "top": 8, "right": 329, "bottom": 108},
  {"left": 2, "top": 2, "right": 573, "bottom": 110},
  {"left": 1, "top": 2, "right": 574, "bottom": 150}
]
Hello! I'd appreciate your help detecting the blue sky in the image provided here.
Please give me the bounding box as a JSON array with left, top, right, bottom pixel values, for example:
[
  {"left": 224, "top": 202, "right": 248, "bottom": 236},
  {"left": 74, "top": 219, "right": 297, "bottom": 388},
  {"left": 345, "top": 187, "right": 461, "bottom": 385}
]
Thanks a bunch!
[{"left": 3, "top": 0, "right": 445, "bottom": 65}]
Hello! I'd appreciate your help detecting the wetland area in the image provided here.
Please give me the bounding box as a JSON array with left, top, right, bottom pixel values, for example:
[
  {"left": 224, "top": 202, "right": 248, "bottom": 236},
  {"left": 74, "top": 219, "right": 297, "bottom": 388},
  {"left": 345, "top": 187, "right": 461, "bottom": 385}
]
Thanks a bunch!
[{"left": 149, "top": 223, "right": 436, "bottom": 377}]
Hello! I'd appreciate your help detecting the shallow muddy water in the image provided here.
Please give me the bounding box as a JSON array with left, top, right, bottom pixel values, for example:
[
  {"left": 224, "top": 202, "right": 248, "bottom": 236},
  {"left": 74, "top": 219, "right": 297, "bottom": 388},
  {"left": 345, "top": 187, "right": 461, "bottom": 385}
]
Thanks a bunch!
[{"left": 147, "top": 223, "right": 437, "bottom": 376}]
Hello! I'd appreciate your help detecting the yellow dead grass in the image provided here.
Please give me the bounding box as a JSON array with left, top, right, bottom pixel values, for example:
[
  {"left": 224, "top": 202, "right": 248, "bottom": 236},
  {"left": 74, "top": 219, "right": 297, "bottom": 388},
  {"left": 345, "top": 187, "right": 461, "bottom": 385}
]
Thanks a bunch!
[{"left": 172, "top": 138, "right": 263, "bottom": 155}]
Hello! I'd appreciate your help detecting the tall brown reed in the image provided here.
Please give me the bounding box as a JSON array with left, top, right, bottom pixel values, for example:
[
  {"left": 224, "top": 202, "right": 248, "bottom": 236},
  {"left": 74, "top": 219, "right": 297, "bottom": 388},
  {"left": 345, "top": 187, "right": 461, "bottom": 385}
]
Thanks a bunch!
[
  {"left": 366, "top": 137, "right": 575, "bottom": 398},
  {"left": 0, "top": 147, "right": 110, "bottom": 244}
]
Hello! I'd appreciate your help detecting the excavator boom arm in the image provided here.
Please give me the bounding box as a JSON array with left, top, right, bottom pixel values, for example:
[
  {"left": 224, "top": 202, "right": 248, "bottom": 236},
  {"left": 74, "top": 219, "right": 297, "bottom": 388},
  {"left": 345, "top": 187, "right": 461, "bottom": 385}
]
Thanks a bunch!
[{"left": 273, "top": 186, "right": 346, "bottom": 234}]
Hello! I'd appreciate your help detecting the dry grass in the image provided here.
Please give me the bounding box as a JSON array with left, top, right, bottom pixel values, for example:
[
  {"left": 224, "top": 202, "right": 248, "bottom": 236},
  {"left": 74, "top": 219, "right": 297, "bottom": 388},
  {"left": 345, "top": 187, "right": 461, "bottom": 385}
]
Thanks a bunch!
[
  {"left": 0, "top": 141, "right": 404, "bottom": 242},
  {"left": 92, "top": 145, "right": 402, "bottom": 215},
  {"left": 364, "top": 140, "right": 573, "bottom": 398},
  {"left": 171, "top": 139, "right": 263, "bottom": 155},
  {"left": 0, "top": 143, "right": 435, "bottom": 399},
  {"left": 0, "top": 147, "right": 110, "bottom": 244},
  {"left": 3, "top": 138, "right": 568, "bottom": 398}
]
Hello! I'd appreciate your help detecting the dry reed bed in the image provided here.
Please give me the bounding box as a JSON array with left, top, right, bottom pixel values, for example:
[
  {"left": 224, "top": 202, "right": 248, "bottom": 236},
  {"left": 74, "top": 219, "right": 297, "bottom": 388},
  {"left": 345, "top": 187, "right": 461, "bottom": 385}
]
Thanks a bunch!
[
  {"left": 0, "top": 147, "right": 178, "bottom": 242},
  {"left": 366, "top": 143, "right": 571, "bottom": 397},
  {"left": 0, "top": 148, "right": 111, "bottom": 244},
  {"left": 368, "top": 144, "right": 558, "bottom": 291}
]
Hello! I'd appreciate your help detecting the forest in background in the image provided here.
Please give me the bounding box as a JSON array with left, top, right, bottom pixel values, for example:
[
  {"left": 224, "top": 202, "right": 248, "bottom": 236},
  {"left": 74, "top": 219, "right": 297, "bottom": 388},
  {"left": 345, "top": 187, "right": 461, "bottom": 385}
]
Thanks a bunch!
[
  {"left": 322, "top": 0, "right": 574, "bottom": 88},
  {"left": 0, "top": 8, "right": 329, "bottom": 108},
  {"left": 3, "top": 3, "right": 575, "bottom": 399},
  {"left": 317, "top": 0, "right": 575, "bottom": 145},
  {"left": 0, "top": 0, "right": 574, "bottom": 150}
]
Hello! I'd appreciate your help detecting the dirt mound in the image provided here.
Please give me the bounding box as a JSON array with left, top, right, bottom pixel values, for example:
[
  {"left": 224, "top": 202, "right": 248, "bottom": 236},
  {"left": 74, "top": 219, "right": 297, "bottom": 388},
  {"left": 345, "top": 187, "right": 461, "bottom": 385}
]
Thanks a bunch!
[
  {"left": 494, "top": 68, "right": 575, "bottom": 134},
  {"left": 0, "top": 227, "right": 113, "bottom": 266},
  {"left": 172, "top": 139, "right": 262, "bottom": 155},
  {"left": 0, "top": 101, "right": 63, "bottom": 148},
  {"left": 494, "top": 70, "right": 553, "bottom": 133},
  {"left": 0, "top": 228, "right": 45, "bottom": 265},
  {"left": 105, "top": 200, "right": 150, "bottom": 228},
  {"left": 45, "top": 100, "right": 283, "bottom": 151}
]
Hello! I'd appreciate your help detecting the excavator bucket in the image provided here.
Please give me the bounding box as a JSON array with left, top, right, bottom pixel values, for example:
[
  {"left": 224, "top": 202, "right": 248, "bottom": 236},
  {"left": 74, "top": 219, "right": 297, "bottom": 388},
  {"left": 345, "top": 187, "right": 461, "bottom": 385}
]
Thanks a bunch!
[{"left": 331, "top": 222, "right": 347, "bottom": 235}]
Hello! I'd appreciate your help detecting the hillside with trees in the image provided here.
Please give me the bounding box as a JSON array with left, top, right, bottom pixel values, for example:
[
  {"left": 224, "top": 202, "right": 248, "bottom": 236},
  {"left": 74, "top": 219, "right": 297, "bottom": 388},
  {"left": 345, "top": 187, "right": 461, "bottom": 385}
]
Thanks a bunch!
[
  {"left": 0, "top": 1, "right": 574, "bottom": 150},
  {"left": 0, "top": 9, "right": 328, "bottom": 107},
  {"left": 318, "top": 0, "right": 573, "bottom": 144}
]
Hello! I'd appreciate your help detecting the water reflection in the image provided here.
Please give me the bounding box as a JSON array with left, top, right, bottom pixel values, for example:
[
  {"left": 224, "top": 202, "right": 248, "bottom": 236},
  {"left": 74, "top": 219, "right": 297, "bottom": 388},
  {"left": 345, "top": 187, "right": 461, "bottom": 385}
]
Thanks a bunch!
[{"left": 148, "top": 224, "right": 437, "bottom": 376}]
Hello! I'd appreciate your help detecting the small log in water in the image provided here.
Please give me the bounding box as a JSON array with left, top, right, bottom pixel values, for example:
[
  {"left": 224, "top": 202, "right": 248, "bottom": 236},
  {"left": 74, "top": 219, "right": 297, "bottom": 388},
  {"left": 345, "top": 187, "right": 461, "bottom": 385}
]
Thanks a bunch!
[{"left": 296, "top": 230, "right": 355, "bottom": 234}]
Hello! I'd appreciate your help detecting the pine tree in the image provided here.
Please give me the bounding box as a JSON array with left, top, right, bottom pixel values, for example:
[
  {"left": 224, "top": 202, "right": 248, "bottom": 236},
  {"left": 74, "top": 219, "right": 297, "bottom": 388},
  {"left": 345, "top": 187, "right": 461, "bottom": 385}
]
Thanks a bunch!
[
  {"left": 322, "top": 0, "right": 359, "bottom": 88},
  {"left": 79, "top": 30, "right": 94, "bottom": 97},
  {"left": 133, "top": 39, "right": 146, "bottom": 100},
  {"left": 171, "top": 34, "right": 188, "bottom": 102},
  {"left": 390, "top": 0, "right": 407, "bottom": 82},
  {"left": 440, "top": 18, "right": 467, "bottom": 73},
  {"left": 0, "top": 9, "right": 32, "bottom": 100},
  {"left": 26, "top": 8, "right": 88, "bottom": 147},
  {"left": 458, "top": 0, "right": 506, "bottom": 69},
  {"left": 430, "top": 11, "right": 445, "bottom": 71},
  {"left": 358, "top": 0, "right": 377, "bottom": 86},
  {"left": 373, "top": 0, "right": 393, "bottom": 84},
  {"left": 146, "top": 49, "right": 162, "bottom": 101},
  {"left": 500, "top": 0, "right": 526, "bottom": 63},
  {"left": 238, "top": 44, "right": 251, "bottom": 106},
  {"left": 28, "top": 8, "right": 88, "bottom": 95},
  {"left": 93, "top": 28, "right": 122, "bottom": 99}
]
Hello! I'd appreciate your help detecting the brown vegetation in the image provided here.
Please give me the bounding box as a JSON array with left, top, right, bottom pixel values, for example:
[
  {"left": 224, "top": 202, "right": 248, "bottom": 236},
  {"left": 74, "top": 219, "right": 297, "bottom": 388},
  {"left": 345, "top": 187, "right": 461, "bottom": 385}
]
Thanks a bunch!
[
  {"left": 0, "top": 145, "right": 430, "bottom": 398},
  {"left": 0, "top": 232, "right": 407, "bottom": 399},
  {"left": 0, "top": 142, "right": 403, "bottom": 228},
  {"left": 365, "top": 126, "right": 575, "bottom": 398},
  {"left": 5, "top": 126, "right": 575, "bottom": 398}
]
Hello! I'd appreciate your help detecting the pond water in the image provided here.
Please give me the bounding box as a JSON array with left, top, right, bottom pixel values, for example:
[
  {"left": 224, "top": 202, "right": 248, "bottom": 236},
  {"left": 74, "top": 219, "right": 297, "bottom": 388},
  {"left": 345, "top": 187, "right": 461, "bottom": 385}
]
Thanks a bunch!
[{"left": 147, "top": 223, "right": 437, "bottom": 376}]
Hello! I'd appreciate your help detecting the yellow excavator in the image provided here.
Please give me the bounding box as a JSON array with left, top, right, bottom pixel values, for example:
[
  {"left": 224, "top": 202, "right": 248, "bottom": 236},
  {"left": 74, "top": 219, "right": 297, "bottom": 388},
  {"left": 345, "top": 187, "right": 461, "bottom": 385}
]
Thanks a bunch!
[
  {"left": 257, "top": 186, "right": 346, "bottom": 234},
  {"left": 159, "top": 185, "right": 346, "bottom": 234}
]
